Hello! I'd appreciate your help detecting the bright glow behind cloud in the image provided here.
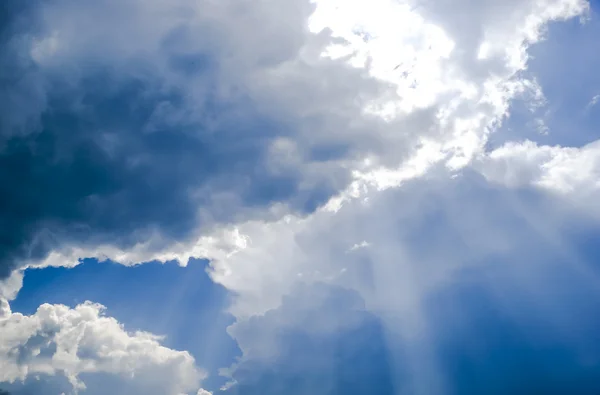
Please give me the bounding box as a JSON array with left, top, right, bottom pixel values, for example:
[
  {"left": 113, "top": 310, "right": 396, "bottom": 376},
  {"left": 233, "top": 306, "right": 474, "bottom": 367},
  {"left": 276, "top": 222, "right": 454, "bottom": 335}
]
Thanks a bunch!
[{"left": 1, "top": 0, "right": 600, "bottom": 394}]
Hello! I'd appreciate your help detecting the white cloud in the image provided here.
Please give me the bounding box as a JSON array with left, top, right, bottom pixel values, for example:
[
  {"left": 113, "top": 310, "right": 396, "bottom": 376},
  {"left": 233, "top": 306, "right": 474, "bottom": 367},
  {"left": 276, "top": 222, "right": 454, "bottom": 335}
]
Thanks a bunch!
[
  {"left": 209, "top": 165, "right": 600, "bottom": 393},
  {"left": 586, "top": 93, "right": 600, "bottom": 109},
  {"left": 479, "top": 139, "right": 600, "bottom": 199},
  {"left": 0, "top": 302, "right": 207, "bottom": 395},
  {"left": 180, "top": 0, "right": 598, "bottom": 386},
  {"left": 176, "top": 0, "right": 592, "bottom": 314},
  {"left": 0, "top": 299, "right": 10, "bottom": 321}
]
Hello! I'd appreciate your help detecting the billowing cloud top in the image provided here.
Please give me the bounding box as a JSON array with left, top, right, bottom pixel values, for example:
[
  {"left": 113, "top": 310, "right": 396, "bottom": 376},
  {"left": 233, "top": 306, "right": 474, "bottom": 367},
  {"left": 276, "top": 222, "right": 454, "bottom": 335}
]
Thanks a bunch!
[
  {"left": 2, "top": 0, "right": 600, "bottom": 394},
  {"left": 0, "top": 302, "right": 204, "bottom": 394}
]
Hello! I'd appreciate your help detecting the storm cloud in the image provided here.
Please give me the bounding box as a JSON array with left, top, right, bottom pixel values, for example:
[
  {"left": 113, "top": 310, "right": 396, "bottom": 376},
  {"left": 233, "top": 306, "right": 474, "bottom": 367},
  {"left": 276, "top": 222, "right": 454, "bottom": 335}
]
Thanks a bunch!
[{"left": 0, "top": 0, "right": 364, "bottom": 278}]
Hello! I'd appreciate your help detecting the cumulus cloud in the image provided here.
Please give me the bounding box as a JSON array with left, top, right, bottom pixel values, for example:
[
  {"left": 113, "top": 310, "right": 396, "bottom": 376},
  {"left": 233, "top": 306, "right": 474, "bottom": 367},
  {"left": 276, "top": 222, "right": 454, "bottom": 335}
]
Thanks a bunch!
[
  {"left": 0, "top": 0, "right": 357, "bottom": 278},
  {"left": 223, "top": 284, "right": 395, "bottom": 395},
  {"left": 155, "top": 0, "right": 592, "bottom": 319},
  {"left": 208, "top": 172, "right": 600, "bottom": 394},
  {"left": 0, "top": 0, "right": 587, "bottom": 282},
  {"left": 479, "top": 139, "right": 600, "bottom": 203},
  {"left": 0, "top": 301, "right": 206, "bottom": 395},
  {"left": 2, "top": 0, "right": 600, "bottom": 394}
]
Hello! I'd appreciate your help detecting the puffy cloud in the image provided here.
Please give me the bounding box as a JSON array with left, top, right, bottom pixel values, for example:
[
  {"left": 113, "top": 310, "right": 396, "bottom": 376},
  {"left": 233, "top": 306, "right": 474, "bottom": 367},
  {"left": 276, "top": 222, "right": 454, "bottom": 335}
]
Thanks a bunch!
[
  {"left": 208, "top": 166, "right": 599, "bottom": 317},
  {"left": 0, "top": 0, "right": 587, "bottom": 282},
  {"left": 0, "top": 299, "right": 10, "bottom": 321},
  {"left": 209, "top": 172, "right": 600, "bottom": 394},
  {"left": 0, "top": 301, "right": 206, "bottom": 395},
  {"left": 479, "top": 139, "right": 600, "bottom": 205},
  {"left": 0, "top": 0, "right": 358, "bottom": 278},
  {"left": 223, "top": 284, "right": 395, "bottom": 395}
]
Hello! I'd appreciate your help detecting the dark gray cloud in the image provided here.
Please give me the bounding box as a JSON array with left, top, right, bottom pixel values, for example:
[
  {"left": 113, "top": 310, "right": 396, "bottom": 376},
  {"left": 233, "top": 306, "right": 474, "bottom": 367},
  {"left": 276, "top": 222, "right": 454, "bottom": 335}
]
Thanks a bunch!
[{"left": 0, "top": 0, "right": 349, "bottom": 278}]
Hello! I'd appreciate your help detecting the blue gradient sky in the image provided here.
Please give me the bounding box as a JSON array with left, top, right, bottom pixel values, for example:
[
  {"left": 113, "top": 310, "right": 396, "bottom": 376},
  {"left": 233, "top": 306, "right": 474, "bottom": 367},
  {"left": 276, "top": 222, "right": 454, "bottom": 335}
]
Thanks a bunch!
[{"left": 11, "top": 260, "right": 240, "bottom": 391}]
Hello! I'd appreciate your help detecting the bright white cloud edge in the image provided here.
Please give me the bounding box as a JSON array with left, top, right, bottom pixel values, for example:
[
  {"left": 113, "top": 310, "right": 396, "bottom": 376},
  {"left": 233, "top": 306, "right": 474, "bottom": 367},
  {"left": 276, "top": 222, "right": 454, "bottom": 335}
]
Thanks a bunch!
[{"left": 0, "top": 302, "right": 208, "bottom": 395}]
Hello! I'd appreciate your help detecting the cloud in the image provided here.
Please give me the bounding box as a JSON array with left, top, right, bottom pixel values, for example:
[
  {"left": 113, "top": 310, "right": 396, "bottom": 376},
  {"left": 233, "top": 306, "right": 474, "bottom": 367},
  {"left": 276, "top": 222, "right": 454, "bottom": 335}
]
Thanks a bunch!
[
  {"left": 0, "top": 0, "right": 362, "bottom": 278},
  {"left": 208, "top": 165, "right": 600, "bottom": 317},
  {"left": 0, "top": 301, "right": 207, "bottom": 395},
  {"left": 208, "top": 172, "right": 600, "bottom": 394},
  {"left": 223, "top": 284, "right": 396, "bottom": 395},
  {"left": 479, "top": 139, "right": 600, "bottom": 203},
  {"left": 2, "top": 0, "right": 599, "bottom": 394},
  {"left": 218, "top": 263, "right": 600, "bottom": 395},
  {"left": 586, "top": 94, "right": 600, "bottom": 109},
  {"left": 0, "top": 0, "right": 586, "bottom": 283}
]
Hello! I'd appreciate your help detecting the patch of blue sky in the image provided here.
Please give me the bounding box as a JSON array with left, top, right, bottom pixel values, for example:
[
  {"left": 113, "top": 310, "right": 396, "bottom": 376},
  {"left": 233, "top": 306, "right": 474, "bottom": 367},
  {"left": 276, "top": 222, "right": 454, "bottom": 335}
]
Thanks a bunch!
[
  {"left": 488, "top": 7, "right": 600, "bottom": 149},
  {"left": 10, "top": 259, "right": 241, "bottom": 391}
]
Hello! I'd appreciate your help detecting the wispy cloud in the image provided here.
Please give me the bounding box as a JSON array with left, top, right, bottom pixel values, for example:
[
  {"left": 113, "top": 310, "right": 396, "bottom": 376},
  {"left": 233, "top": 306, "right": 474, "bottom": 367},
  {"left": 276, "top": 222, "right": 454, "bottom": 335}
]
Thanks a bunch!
[{"left": 586, "top": 93, "right": 600, "bottom": 110}]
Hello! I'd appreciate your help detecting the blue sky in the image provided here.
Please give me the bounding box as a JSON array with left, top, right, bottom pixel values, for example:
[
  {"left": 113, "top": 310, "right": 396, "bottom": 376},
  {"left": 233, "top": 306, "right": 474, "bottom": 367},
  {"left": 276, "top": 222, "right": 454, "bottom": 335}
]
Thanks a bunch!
[
  {"left": 2, "top": 0, "right": 600, "bottom": 394},
  {"left": 490, "top": 7, "right": 600, "bottom": 148},
  {"left": 10, "top": 259, "right": 240, "bottom": 391}
]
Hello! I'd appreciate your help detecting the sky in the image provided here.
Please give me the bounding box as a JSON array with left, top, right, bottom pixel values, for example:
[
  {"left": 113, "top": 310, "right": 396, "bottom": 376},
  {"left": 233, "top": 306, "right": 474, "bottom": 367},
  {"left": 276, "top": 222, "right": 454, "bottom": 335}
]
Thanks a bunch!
[{"left": 1, "top": 0, "right": 600, "bottom": 394}]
